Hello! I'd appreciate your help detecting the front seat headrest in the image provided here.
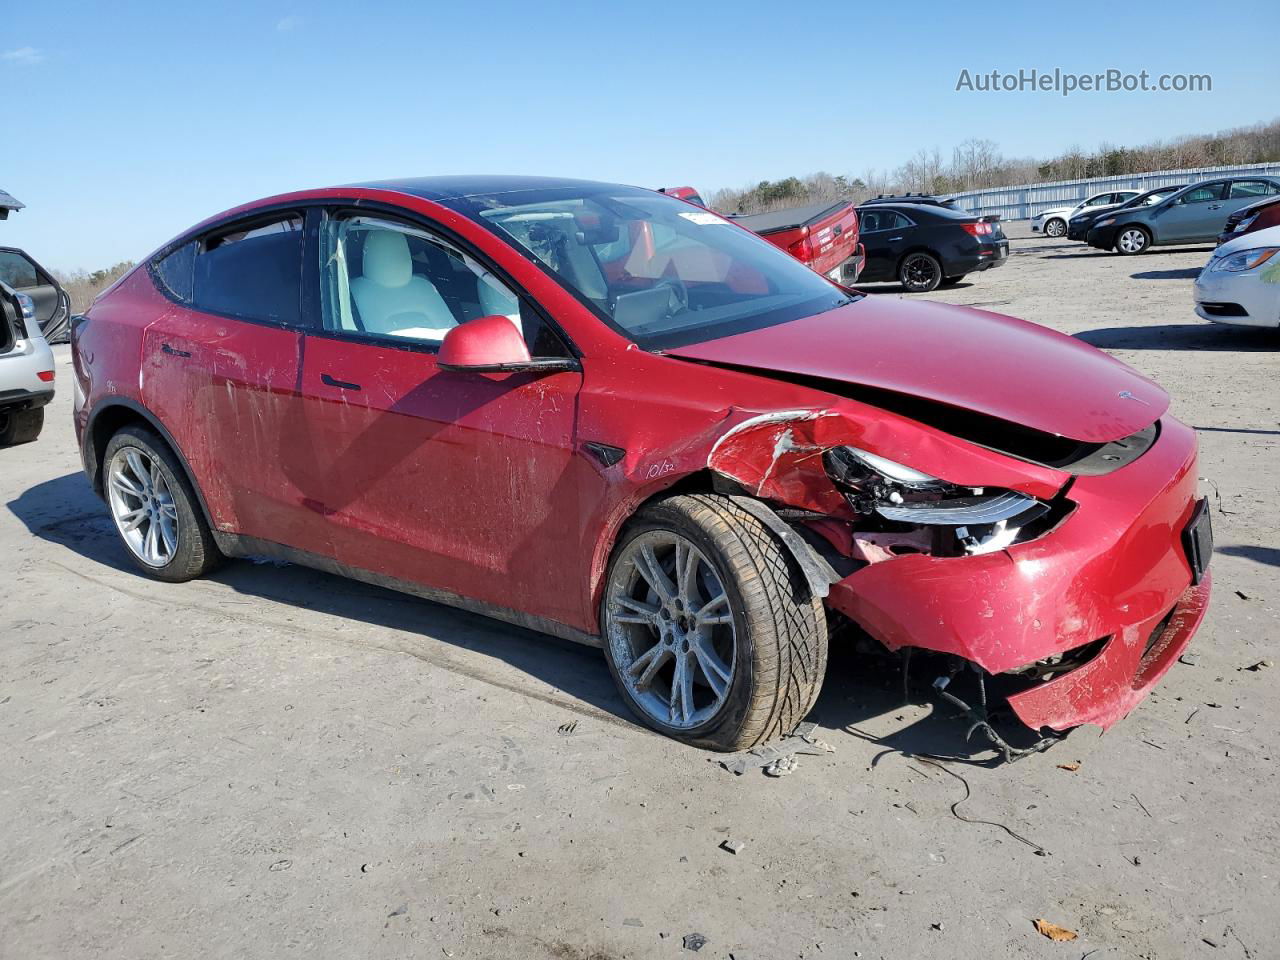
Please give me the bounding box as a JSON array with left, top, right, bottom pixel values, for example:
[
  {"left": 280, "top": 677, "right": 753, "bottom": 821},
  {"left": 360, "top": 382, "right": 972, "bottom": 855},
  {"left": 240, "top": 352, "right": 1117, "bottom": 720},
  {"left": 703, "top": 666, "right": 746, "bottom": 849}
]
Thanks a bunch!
[{"left": 362, "top": 230, "right": 413, "bottom": 288}]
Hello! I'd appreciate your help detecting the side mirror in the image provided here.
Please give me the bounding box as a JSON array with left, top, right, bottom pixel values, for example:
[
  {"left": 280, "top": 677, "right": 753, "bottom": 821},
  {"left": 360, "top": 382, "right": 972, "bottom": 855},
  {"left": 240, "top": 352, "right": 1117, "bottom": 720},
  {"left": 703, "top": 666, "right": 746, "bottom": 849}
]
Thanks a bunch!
[{"left": 437, "top": 314, "right": 577, "bottom": 374}]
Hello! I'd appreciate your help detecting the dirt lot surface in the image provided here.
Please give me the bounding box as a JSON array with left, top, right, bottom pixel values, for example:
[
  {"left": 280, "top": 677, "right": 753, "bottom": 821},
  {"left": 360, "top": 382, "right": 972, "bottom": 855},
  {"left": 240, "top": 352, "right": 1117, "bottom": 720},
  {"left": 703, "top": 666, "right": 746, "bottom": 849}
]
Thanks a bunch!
[{"left": 3, "top": 231, "right": 1277, "bottom": 959}]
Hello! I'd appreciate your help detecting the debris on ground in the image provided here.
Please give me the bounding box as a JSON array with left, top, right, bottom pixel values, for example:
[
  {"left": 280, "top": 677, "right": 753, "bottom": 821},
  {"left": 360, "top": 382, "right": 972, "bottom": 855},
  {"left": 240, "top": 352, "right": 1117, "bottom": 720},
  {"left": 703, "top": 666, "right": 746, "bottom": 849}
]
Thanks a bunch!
[
  {"left": 1032, "top": 918, "right": 1078, "bottom": 942},
  {"left": 1178, "top": 653, "right": 1200, "bottom": 666},
  {"left": 1243, "top": 660, "right": 1271, "bottom": 672},
  {"left": 719, "top": 724, "right": 835, "bottom": 777},
  {"left": 1234, "top": 590, "right": 1250, "bottom": 601},
  {"left": 719, "top": 839, "right": 744, "bottom": 855},
  {"left": 1056, "top": 762, "right": 1082, "bottom": 772},
  {"left": 388, "top": 904, "right": 408, "bottom": 918},
  {"left": 268, "top": 859, "right": 292, "bottom": 872},
  {"left": 682, "top": 932, "right": 708, "bottom": 951},
  {"left": 557, "top": 720, "right": 578, "bottom": 736},
  {"left": 763, "top": 755, "right": 798, "bottom": 777}
]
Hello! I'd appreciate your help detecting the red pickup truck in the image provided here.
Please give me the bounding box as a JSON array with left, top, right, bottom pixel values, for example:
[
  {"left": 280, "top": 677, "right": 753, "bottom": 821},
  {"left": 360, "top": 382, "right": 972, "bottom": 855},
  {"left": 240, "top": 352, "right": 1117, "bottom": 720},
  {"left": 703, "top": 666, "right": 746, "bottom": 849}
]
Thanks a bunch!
[{"left": 660, "top": 187, "right": 862, "bottom": 281}]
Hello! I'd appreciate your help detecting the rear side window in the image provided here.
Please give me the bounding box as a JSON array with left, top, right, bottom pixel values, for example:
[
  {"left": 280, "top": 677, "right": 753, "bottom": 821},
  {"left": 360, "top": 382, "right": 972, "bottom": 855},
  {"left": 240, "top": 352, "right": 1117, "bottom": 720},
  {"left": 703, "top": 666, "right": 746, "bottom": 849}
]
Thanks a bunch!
[
  {"left": 1229, "top": 180, "right": 1277, "bottom": 198},
  {"left": 192, "top": 215, "right": 303, "bottom": 324},
  {"left": 0, "top": 250, "right": 40, "bottom": 289}
]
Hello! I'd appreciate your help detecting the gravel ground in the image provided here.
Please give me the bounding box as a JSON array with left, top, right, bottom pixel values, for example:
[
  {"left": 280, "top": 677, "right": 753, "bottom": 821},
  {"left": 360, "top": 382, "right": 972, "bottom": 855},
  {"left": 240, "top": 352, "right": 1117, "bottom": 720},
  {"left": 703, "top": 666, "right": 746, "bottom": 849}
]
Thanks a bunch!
[{"left": 2, "top": 230, "right": 1277, "bottom": 960}]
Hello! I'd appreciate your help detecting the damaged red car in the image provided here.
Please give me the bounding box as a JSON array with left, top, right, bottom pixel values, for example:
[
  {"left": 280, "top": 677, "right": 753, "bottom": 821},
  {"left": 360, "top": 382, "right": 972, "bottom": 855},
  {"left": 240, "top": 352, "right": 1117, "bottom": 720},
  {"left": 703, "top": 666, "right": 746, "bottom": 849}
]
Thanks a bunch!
[{"left": 71, "top": 176, "right": 1213, "bottom": 752}]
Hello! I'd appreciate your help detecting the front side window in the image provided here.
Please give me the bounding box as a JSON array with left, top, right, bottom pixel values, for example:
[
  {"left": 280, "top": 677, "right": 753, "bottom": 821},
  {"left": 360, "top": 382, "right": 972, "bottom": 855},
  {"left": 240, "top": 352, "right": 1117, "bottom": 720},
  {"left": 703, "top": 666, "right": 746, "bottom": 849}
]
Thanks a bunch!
[
  {"left": 192, "top": 214, "right": 303, "bottom": 323},
  {"left": 319, "top": 214, "right": 554, "bottom": 351},
  {"left": 0, "top": 251, "right": 39, "bottom": 289},
  {"left": 1180, "top": 183, "right": 1225, "bottom": 204},
  {"left": 444, "top": 186, "right": 853, "bottom": 349}
]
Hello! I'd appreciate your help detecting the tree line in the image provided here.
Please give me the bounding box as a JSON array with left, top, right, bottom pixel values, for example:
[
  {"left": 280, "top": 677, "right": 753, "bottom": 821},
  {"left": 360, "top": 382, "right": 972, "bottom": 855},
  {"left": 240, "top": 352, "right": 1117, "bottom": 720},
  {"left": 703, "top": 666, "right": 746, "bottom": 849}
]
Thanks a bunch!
[{"left": 709, "top": 118, "right": 1280, "bottom": 215}]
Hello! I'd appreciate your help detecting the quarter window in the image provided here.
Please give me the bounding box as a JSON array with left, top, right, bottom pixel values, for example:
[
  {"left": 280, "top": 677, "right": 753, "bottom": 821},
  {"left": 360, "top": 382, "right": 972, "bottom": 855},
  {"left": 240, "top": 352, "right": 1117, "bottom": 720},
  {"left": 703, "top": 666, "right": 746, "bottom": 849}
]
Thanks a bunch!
[
  {"left": 0, "top": 250, "right": 40, "bottom": 289},
  {"left": 153, "top": 242, "right": 195, "bottom": 303},
  {"left": 192, "top": 214, "right": 303, "bottom": 324}
]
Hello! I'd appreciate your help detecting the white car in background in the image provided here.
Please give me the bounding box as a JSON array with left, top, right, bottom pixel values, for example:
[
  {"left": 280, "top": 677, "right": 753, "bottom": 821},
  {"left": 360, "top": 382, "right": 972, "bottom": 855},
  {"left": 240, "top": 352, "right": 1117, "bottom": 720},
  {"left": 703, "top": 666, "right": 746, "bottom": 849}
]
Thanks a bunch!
[
  {"left": 1031, "top": 189, "right": 1143, "bottom": 237},
  {"left": 1194, "top": 224, "right": 1280, "bottom": 328}
]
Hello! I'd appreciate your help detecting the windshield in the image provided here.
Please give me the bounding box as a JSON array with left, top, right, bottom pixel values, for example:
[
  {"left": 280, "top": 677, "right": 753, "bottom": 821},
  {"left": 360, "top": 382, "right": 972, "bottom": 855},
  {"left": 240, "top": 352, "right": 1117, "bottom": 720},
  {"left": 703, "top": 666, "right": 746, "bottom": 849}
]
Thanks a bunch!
[{"left": 443, "top": 185, "right": 855, "bottom": 349}]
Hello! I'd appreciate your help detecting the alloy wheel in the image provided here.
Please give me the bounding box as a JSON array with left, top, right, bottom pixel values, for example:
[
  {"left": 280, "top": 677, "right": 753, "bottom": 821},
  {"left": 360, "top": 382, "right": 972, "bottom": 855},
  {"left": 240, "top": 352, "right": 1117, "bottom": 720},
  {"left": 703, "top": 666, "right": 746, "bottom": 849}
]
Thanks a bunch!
[
  {"left": 901, "top": 254, "right": 939, "bottom": 292},
  {"left": 1118, "top": 228, "right": 1148, "bottom": 254},
  {"left": 1045, "top": 219, "right": 1066, "bottom": 237},
  {"left": 605, "top": 530, "right": 737, "bottom": 730},
  {"left": 106, "top": 447, "right": 179, "bottom": 567}
]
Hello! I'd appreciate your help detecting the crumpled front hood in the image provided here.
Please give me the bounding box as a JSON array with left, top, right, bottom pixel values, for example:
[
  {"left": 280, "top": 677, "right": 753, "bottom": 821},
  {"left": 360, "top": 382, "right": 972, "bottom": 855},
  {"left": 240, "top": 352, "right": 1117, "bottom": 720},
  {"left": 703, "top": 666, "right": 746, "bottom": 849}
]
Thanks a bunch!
[{"left": 665, "top": 297, "right": 1168, "bottom": 443}]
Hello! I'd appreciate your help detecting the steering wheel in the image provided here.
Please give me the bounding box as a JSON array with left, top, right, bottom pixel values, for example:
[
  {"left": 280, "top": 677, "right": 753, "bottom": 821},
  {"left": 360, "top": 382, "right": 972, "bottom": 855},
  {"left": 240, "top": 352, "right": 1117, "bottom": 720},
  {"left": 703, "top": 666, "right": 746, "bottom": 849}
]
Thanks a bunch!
[{"left": 653, "top": 277, "right": 689, "bottom": 315}]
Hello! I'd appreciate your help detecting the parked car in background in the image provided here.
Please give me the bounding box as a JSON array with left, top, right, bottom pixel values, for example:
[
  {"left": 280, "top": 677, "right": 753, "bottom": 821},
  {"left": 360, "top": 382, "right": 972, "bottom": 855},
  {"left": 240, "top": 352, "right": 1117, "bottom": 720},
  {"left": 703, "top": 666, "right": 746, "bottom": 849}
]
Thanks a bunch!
[
  {"left": 732, "top": 201, "right": 863, "bottom": 281},
  {"left": 658, "top": 185, "right": 706, "bottom": 206},
  {"left": 1067, "top": 185, "right": 1185, "bottom": 241},
  {"left": 0, "top": 188, "right": 23, "bottom": 220},
  {"left": 1087, "top": 176, "right": 1280, "bottom": 255},
  {"left": 72, "top": 175, "right": 1210, "bottom": 752},
  {"left": 0, "top": 279, "right": 55, "bottom": 444},
  {"left": 0, "top": 246, "right": 73, "bottom": 343},
  {"left": 852, "top": 202, "right": 1007, "bottom": 292},
  {"left": 1032, "top": 190, "right": 1142, "bottom": 238},
  {"left": 1218, "top": 194, "right": 1280, "bottom": 245},
  {"left": 1193, "top": 224, "right": 1280, "bottom": 329}
]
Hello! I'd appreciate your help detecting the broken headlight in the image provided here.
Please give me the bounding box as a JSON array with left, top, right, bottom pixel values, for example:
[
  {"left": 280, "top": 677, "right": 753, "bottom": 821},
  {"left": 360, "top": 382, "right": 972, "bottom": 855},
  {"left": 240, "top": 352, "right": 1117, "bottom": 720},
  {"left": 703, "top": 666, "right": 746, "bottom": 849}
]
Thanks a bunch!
[{"left": 824, "top": 446, "right": 1051, "bottom": 556}]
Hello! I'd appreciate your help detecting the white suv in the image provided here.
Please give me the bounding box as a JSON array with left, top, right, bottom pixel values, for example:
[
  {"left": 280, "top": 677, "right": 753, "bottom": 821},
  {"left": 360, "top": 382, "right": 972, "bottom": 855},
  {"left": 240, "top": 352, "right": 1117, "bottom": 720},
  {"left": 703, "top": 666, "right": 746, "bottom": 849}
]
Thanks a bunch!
[
  {"left": 0, "top": 280, "right": 55, "bottom": 444},
  {"left": 1031, "top": 190, "right": 1143, "bottom": 237}
]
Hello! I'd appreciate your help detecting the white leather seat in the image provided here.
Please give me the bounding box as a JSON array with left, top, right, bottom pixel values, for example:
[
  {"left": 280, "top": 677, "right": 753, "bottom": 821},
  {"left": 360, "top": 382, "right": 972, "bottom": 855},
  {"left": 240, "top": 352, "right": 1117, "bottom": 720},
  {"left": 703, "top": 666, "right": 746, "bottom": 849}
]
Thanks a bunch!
[{"left": 350, "top": 230, "right": 457, "bottom": 341}]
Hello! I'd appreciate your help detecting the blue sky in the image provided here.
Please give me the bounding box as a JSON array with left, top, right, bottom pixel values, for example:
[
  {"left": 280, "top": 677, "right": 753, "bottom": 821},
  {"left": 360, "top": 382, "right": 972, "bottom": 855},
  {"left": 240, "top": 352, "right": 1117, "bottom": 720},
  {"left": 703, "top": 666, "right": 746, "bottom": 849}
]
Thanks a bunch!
[{"left": 3, "top": 0, "right": 1274, "bottom": 270}]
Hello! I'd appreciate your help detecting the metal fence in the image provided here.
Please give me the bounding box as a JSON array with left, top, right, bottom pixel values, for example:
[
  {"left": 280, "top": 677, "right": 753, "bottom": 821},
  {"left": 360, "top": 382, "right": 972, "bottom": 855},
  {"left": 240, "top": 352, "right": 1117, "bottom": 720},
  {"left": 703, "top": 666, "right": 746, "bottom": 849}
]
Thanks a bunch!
[{"left": 943, "top": 162, "right": 1280, "bottom": 220}]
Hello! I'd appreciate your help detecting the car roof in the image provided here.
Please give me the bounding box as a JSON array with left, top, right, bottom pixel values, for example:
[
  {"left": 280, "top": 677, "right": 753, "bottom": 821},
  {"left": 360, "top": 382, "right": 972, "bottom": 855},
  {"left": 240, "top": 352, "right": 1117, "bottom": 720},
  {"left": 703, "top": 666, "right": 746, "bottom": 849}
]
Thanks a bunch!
[
  {"left": 859, "top": 201, "right": 972, "bottom": 220},
  {"left": 0, "top": 187, "right": 24, "bottom": 215},
  {"left": 348, "top": 175, "right": 636, "bottom": 201}
]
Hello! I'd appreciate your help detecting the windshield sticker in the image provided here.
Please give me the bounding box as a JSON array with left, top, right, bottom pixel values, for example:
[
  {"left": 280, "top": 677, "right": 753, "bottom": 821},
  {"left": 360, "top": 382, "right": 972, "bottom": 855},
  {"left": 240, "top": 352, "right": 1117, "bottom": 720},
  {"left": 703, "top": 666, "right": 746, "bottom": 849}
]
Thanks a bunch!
[{"left": 679, "top": 211, "right": 727, "bottom": 226}]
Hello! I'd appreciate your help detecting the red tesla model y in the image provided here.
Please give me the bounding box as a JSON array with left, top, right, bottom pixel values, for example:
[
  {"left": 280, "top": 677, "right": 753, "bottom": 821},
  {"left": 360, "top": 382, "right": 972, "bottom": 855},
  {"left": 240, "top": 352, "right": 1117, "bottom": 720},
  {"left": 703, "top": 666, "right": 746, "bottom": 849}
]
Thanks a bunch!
[{"left": 72, "top": 177, "right": 1212, "bottom": 752}]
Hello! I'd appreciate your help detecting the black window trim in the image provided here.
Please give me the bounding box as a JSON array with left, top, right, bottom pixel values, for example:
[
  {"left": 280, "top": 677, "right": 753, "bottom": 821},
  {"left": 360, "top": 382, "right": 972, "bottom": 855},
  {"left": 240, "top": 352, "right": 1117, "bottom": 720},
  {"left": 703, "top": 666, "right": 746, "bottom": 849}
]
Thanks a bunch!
[
  {"left": 147, "top": 204, "right": 313, "bottom": 331},
  {"left": 146, "top": 197, "right": 582, "bottom": 361}
]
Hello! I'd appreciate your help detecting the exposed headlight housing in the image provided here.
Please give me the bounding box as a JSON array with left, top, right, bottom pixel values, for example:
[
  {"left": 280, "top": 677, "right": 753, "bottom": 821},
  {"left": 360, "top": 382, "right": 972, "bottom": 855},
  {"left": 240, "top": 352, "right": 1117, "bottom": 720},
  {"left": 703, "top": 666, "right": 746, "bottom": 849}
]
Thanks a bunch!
[
  {"left": 824, "top": 446, "right": 1051, "bottom": 555},
  {"left": 1210, "top": 247, "right": 1279, "bottom": 273},
  {"left": 1231, "top": 213, "right": 1258, "bottom": 233}
]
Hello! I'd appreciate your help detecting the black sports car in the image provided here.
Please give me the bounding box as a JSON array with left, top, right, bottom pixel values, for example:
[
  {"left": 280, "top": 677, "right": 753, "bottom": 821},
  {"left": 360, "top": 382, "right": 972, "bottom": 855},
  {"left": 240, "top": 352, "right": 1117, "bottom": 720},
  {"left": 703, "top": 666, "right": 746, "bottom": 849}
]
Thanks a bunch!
[{"left": 845, "top": 202, "right": 1008, "bottom": 293}]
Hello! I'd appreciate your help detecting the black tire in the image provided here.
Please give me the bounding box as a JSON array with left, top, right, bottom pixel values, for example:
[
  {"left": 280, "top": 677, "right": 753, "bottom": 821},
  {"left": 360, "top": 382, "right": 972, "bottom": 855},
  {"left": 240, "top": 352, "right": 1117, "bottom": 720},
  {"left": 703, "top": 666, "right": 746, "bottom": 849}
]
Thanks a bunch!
[
  {"left": 1044, "top": 218, "right": 1066, "bottom": 238},
  {"left": 1114, "top": 225, "right": 1151, "bottom": 256},
  {"left": 102, "top": 425, "right": 222, "bottom": 582},
  {"left": 0, "top": 407, "right": 44, "bottom": 445},
  {"left": 601, "top": 493, "right": 827, "bottom": 751},
  {"left": 899, "top": 252, "right": 943, "bottom": 293},
  {"left": 941, "top": 274, "right": 966, "bottom": 286}
]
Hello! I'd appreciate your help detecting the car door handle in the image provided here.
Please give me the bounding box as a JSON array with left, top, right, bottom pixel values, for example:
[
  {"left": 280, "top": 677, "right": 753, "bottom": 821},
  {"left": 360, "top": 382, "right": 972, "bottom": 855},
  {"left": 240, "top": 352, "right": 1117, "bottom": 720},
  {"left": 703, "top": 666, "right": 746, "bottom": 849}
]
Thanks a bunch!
[
  {"left": 321, "top": 372, "right": 361, "bottom": 391},
  {"left": 160, "top": 342, "right": 191, "bottom": 358},
  {"left": 1207, "top": 204, "right": 1221, "bottom": 210},
  {"left": 888, "top": 236, "right": 903, "bottom": 241}
]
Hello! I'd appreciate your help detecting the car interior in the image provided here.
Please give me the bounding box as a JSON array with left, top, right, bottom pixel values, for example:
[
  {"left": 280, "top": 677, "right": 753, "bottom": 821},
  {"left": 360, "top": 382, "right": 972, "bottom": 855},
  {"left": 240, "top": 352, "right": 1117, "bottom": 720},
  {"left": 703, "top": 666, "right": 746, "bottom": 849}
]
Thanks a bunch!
[{"left": 325, "top": 219, "right": 521, "bottom": 344}]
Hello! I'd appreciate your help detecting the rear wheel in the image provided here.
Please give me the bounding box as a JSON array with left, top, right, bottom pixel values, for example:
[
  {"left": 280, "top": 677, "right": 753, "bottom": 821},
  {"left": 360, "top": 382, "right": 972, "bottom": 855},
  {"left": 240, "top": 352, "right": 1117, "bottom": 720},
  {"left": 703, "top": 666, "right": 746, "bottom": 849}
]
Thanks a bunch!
[
  {"left": 1044, "top": 218, "right": 1066, "bottom": 238},
  {"left": 0, "top": 407, "right": 44, "bottom": 445},
  {"left": 1115, "top": 226, "right": 1151, "bottom": 255},
  {"left": 899, "top": 252, "right": 943, "bottom": 293},
  {"left": 103, "top": 425, "right": 221, "bottom": 581},
  {"left": 602, "top": 494, "right": 827, "bottom": 752}
]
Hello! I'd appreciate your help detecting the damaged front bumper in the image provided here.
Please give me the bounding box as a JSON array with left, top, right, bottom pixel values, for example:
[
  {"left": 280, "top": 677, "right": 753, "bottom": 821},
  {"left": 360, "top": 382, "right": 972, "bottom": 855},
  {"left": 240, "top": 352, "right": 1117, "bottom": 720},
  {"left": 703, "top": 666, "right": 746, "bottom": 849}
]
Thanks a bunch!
[{"left": 824, "top": 416, "right": 1211, "bottom": 733}]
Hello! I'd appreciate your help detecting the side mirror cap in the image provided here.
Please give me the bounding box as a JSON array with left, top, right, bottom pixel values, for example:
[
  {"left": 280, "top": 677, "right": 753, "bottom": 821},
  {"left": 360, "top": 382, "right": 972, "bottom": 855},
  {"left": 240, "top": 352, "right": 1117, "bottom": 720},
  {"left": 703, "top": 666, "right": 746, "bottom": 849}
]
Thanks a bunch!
[{"left": 438, "top": 314, "right": 577, "bottom": 374}]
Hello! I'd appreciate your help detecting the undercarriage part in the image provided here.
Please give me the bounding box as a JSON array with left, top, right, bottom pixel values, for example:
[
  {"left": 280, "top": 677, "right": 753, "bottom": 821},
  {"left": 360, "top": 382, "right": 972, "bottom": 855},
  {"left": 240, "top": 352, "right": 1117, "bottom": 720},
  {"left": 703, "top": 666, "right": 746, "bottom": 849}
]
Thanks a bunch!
[{"left": 932, "top": 670, "right": 1060, "bottom": 763}]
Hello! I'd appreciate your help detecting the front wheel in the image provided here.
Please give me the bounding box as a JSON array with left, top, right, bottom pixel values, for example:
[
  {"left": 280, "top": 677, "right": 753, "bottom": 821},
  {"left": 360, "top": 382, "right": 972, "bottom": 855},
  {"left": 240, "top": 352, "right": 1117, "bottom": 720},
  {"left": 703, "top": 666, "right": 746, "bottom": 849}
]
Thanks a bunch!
[
  {"left": 602, "top": 494, "right": 827, "bottom": 751},
  {"left": 1044, "top": 218, "right": 1067, "bottom": 238},
  {"left": 899, "top": 252, "right": 943, "bottom": 293},
  {"left": 1114, "top": 226, "right": 1151, "bottom": 255}
]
